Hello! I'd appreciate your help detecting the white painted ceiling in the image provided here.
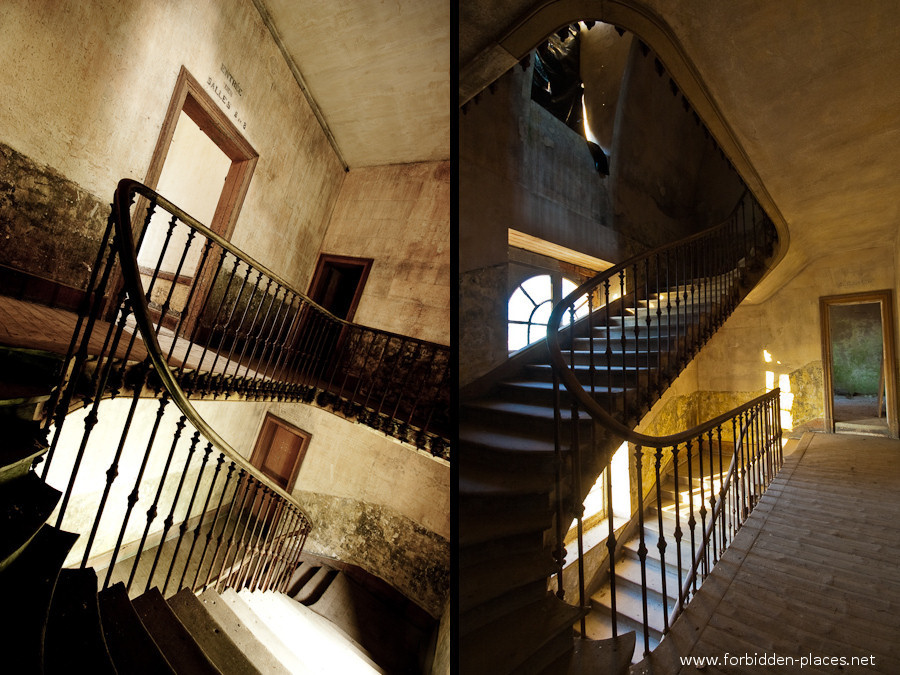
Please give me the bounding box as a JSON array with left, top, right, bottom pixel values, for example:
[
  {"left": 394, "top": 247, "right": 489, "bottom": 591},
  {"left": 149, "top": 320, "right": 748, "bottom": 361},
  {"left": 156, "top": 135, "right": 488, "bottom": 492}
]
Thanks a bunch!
[
  {"left": 459, "top": 1, "right": 900, "bottom": 301},
  {"left": 260, "top": 0, "right": 449, "bottom": 168}
]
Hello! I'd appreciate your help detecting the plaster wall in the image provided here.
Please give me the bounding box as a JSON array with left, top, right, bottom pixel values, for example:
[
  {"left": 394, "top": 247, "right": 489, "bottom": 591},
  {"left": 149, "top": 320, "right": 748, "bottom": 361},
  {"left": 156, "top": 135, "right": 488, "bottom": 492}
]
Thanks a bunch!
[
  {"left": 318, "top": 161, "right": 450, "bottom": 345},
  {"left": 459, "top": 62, "right": 623, "bottom": 384},
  {"left": 694, "top": 246, "right": 898, "bottom": 431},
  {"left": 46, "top": 396, "right": 448, "bottom": 615},
  {"left": 606, "top": 37, "right": 745, "bottom": 250},
  {"left": 0, "top": 0, "right": 344, "bottom": 292}
]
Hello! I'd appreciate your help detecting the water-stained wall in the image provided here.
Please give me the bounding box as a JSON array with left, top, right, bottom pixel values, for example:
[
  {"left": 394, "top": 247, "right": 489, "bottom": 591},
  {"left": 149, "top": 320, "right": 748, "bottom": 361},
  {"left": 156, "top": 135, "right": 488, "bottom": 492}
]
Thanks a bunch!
[
  {"left": 317, "top": 161, "right": 450, "bottom": 345},
  {"left": 0, "top": 0, "right": 345, "bottom": 292}
]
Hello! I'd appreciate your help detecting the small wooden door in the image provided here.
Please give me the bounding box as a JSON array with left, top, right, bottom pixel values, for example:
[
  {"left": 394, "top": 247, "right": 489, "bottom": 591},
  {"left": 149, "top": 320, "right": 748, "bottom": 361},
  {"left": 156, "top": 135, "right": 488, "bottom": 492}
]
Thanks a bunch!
[{"left": 249, "top": 414, "right": 310, "bottom": 492}]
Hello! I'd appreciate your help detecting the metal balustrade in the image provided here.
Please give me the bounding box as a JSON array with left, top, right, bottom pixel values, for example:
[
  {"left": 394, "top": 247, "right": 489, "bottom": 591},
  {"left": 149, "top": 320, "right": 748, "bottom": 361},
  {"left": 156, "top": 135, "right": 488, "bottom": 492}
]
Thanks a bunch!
[
  {"left": 42, "top": 179, "right": 449, "bottom": 468},
  {"left": 546, "top": 191, "right": 783, "bottom": 657},
  {"left": 32, "top": 177, "right": 447, "bottom": 599}
]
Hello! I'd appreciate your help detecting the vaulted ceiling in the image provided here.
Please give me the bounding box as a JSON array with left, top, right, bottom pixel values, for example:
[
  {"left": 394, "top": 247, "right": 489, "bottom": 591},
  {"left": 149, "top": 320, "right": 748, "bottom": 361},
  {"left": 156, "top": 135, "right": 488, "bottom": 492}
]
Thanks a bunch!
[
  {"left": 259, "top": 0, "right": 449, "bottom": 169},
  {"left": 459, "top": 0, "right": 900, "bottom": 300}
]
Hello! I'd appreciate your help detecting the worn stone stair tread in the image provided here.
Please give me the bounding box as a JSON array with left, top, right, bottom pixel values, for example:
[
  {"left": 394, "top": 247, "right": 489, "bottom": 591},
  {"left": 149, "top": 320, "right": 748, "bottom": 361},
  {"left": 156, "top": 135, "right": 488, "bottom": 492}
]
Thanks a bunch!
[
  {"left": 132, "top": 587, "right": 221, "bottom": 674},
  {"left": 98, "top": 582, "right": 176, "bottom": 675},
  {"left": 309, "top": 571, "right": 426, "bottom": 674},
  {"left": 460, "top": 548, "right": 557, "bottom": 614},
  {"left": 459, "top": 426, "right": 559, "bottom": 455},
  {"left": 242, "top": 589, "right": 385, "bottom": 673},
  {"left": 592, "top": 581, "right": 671, "bottom": 635},
  {"left": 285, "top": 561, "right": 320, "bottom": 597},
  {"left": 167, "top": 587, "right": 263, "bottom": 675},
  {"left": 582, "top": 610, "right": 661, "bottom": 663},
  {"left": 460, "top": 579, "right": 548, "bottom": 637},
  {"left": 197, "top": 588, "right": 291, "bottom": 675},
  {"left": 0, "top": 523, "right": 78, "bottom": 674},
  {"left": 459, "top": 594, "right": 586, "bottom": 674},
  {"left": 43, "top": 568, "right": 117, "bottom": 675},
  {"left": 542, "top": 631, "right": 636, "bottom": 675},
  {"left": 219, "top": 587, "right": 317, "bottom": 674},
  {"left": 0, "top": 470, "right": 61, "bottom": 569},
  {"left": 614, "top": 555, "right": 686, "bottom": 600},
  {"left": 0, "top": 417, "right": 49, "bottom": 484},
  {"left": 498, "top": 378, "right": 631, "bottom": 397},
  {"left": 460, "top": 460, "right": 557, "bottom": 497},
  {"left": 460, "top": 529, "right": 545, "bottom": 571},
  {"left": 459, "top": 498, "right": 553, "bottom": 547},
  {"left": 292, "top": 565, "right": 337, "bottom": 605}
]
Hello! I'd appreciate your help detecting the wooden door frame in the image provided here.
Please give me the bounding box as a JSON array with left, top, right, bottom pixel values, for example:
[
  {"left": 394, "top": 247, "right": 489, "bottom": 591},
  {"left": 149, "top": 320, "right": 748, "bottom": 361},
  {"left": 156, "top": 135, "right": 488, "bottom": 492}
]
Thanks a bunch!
[
  {"left": 107, "top": 66, "right": 258, "bottom": 329},
  {"left": 820, "top": 289, "right": 898, "bottom": 437},
  {"left": 142, "top": 66, "right": 258, "bottom": 240},
  {"left": 306, "top": 254, "right": 373, "bottom": 322},
  {"left": 249, "top": 413, "right": 311, "bottom": 493}
]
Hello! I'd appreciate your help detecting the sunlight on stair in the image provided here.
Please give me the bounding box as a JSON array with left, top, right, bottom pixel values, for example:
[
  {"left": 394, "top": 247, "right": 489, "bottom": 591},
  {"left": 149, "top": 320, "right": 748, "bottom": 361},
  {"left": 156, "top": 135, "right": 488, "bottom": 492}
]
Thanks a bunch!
[{"left": 232, "top": 589, "right": 384, "bottom": 674}]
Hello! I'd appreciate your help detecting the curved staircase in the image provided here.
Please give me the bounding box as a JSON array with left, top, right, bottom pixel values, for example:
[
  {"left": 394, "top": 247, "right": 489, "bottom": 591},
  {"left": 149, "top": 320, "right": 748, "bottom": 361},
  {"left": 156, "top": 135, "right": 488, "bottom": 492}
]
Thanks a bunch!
[{"left": 459, "top": 193, "right": 781, "bottom": 673}]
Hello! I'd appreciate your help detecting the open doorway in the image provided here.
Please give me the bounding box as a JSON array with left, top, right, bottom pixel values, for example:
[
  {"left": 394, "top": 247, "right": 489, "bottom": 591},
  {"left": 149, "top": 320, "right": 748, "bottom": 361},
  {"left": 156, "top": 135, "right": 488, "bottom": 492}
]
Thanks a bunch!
[
  {"left": 307, "top": 254, "right": 372, "bottom": 321},
  {"left": 123, "top": 66, "right": 258, "bottom": 332},
  {"left": 821, "top": 291, "right": 897, "bottom": 437}
]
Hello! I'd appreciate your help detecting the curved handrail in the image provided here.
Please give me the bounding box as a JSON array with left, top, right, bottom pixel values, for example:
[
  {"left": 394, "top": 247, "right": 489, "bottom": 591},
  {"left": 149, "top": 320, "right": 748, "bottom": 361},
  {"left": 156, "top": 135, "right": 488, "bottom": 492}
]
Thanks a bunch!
[
  {"left": 113, "top": 181, "right": 312, "bottom": 522},
  {"left": 670, "top": 388, "right": 778, "bottom": 625},
  {"left": 547, "top": 191, "right": 776, "bottom": 447},
  {"left": 112, "top": 179, "right": 449, "bottom": 457}
]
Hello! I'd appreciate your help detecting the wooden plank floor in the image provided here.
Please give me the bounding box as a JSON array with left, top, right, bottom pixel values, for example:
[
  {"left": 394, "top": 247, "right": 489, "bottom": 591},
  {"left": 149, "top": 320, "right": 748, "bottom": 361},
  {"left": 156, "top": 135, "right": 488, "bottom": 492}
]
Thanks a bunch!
[{"left": 641, "top": 433, "right": 900, "bottom": 675}]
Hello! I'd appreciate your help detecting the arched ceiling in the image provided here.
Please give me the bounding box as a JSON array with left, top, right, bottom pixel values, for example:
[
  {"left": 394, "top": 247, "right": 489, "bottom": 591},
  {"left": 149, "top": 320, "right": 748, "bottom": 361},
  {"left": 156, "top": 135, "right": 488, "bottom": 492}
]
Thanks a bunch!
[
  {"left": 258, "top": 0, "right": 449, "bottom": 169},
  {"left": 459, "top": 0, "right": 900, "bottom": 301}
]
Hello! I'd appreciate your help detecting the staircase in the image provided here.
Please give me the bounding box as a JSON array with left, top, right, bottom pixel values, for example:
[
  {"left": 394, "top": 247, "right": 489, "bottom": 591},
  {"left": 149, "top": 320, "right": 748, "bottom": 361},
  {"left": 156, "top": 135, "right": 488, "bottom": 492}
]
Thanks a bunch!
[
  {"left": 0, "top": 391, "right": 434, "bottom": 673},
  {"left": 459, "top": 193, "right": 780, "bottom": 673},
  {"left": 582, "top": 450, "right": 728, "bottom": 661},
  {"left": 0, "top": 178, "right": 447, "bottom": 673}
]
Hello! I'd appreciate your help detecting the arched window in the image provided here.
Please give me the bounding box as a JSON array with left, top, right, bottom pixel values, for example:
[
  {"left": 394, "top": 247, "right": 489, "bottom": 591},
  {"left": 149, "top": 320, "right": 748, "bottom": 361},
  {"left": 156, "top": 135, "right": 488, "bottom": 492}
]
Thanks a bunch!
[{"left": 508, "top": 275, "right": 590, "bottom": 352}]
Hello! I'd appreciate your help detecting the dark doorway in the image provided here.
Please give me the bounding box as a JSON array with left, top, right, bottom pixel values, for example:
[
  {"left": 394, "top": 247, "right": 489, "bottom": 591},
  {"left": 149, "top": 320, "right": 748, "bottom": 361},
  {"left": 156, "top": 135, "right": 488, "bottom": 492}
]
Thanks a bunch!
[{"left": 307, "top": 255, "right": 372, "bottom": 321}]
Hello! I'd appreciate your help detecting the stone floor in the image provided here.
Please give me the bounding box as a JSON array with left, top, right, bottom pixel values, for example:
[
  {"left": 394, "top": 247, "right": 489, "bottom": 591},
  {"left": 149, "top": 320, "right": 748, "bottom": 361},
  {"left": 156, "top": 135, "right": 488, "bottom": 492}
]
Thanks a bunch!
[{"left": 640, "top": 432, "right": 900, "bottom": 674}]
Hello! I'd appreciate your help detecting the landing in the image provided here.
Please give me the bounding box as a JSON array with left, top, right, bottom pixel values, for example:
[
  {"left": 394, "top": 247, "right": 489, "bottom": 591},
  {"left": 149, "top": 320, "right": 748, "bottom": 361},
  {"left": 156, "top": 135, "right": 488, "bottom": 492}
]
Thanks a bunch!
[{"left": 640, "top": 432, "right": 900, "bottom": 674}]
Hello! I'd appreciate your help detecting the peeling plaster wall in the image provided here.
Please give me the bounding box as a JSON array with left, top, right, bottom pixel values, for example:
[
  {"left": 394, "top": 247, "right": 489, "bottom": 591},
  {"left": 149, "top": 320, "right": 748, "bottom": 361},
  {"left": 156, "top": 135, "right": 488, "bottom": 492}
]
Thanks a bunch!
[
  {"left": 695, "top": 246, "right": 896, "bottom": 431},
  {"left": 318, "top": 161, "right": 450, "bottom": 345},
  {"left": 0, "top": 0, "right": 344, "bottom": 292},
  {"left": 48, "top": 397, "right": 448, "bottom": 617},
  {"left": 264, "top": 400, "right": 450, "bottom": 617}
]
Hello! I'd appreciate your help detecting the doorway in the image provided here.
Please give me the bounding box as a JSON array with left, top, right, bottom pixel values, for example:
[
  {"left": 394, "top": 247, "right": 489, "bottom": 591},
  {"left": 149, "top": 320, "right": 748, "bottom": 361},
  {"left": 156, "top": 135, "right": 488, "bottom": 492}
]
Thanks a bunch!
[
  {"left": 249, "top": 413, "right": 311, "bottom": 492},
  {"left": 307, "top": 255, "right": 372, "bottom": 321},
  {"left": 123, "top": 66, "right": 258, "bottom": 332},
  {"left": 821, "top": 290, "right": 897, "bottom": 437}
]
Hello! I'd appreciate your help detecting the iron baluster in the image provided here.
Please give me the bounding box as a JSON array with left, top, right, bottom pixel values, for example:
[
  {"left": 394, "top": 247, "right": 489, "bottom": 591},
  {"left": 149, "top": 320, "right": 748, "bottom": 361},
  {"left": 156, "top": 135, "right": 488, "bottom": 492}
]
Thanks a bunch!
[
  {"left": 192, "top": 454, "right": 234, "bottom": 591},
  {"left": 653, "top": 445, "right": 669, "bottom": 633},
  {"left": 178, "top": 444, "right": 224, "bottom": 590},
  {"left": 104, "top": 394, "right": 171, "bottom": 591},
  {"left": 125, "top": 414, "right": 188, "bottom": 591},
  {"left": 147, "top": 430, "right": 202, "bottom": 592}
]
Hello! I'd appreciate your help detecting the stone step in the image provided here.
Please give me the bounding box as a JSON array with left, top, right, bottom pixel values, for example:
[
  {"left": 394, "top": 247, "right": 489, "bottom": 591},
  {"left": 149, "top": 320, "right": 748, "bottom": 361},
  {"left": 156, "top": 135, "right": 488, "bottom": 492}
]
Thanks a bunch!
[
  {"left": 292, "top": 565, "right": 338, "bottom": 605},
  {"left": 461, "top": 398, "right": 592, "bottom": 442},
  {"left": 168, "top": 587, "right": 264, "bottom": 675},
  {"left": 0, "top": 524, "right": 78, "bottom": 674},
  {"left": 44, "top": 568, "right": 117, "bottom": 675},
  {"left": 132, "top": 587, "right": 221, "bottom": 674},
  {"left": 459, "top": 547, "right": 557, "bottom": 615},
  {"left": 459, "top": 594, "right": 585, "bottom": 674},
  {"left": 98, "top": 582, "right": 176, "bottom": 675},
  {"left": 218, "top": 587, "right": 310, "bottom": 674},
  {"left": 0, "top": 470, "right": 61, "bottom": 571},
  {"left": 197, "top": 588, "right": 291, "bottom": 675},
  {"left": 581, "top": 607, "right": 660, "bottom": 663}
]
